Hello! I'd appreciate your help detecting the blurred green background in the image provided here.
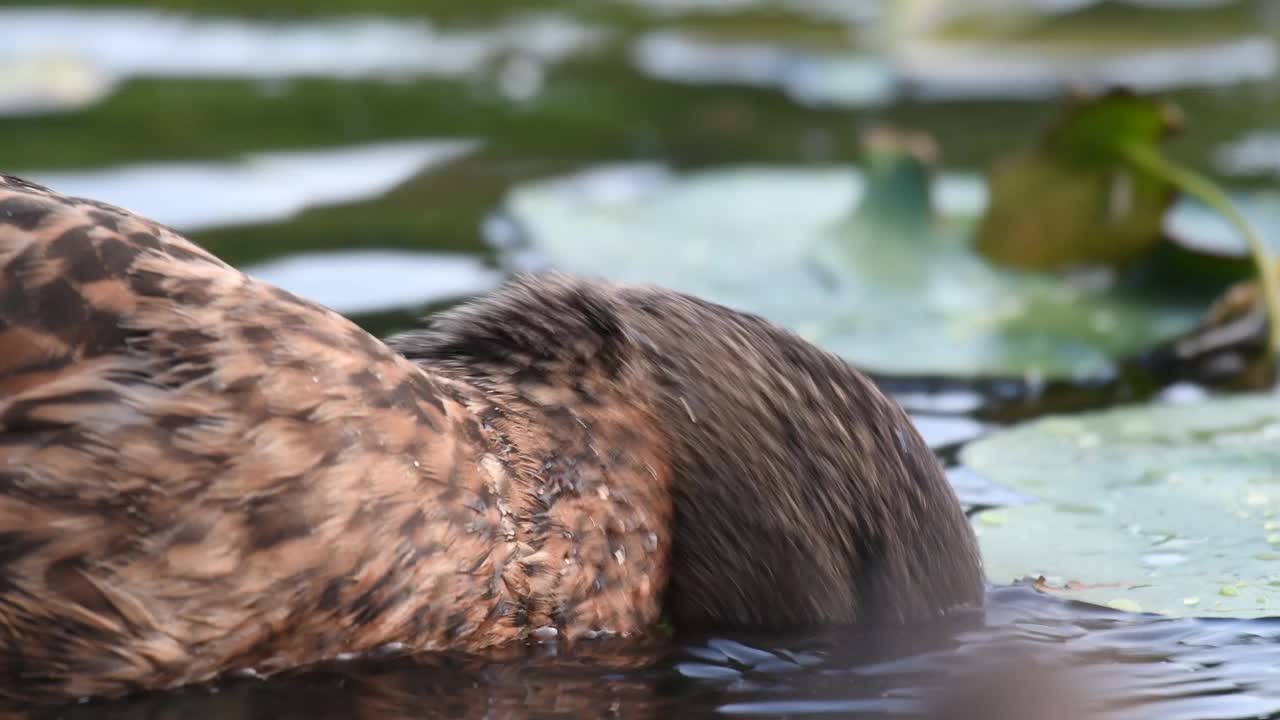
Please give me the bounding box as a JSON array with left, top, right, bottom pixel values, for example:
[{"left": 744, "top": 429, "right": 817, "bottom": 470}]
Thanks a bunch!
[
  {"left": 2, "top": 0, "right": 1278, "bottom": 354},
  {"left": 7, "top": 6, "right": 1280, "bottom": 716}
]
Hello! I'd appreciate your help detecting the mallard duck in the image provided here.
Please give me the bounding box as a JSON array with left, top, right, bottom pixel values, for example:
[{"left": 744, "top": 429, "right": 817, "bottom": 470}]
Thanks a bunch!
[{"left": 0, "top": 173, "right": 982, "bottom": 701}]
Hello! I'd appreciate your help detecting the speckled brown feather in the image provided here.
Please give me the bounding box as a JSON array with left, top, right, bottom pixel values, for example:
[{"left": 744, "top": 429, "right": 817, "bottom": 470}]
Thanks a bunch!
[
  {"left": 390, "top": 277, "right": 984, "bottom": 630},
  {"left": 0, "top": 175, "right": 672, "bottom": 701}
]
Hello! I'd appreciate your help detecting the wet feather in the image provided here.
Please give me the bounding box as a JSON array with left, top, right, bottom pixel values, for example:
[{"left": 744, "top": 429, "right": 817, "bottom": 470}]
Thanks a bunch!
[{"left": 0, "top": 173, "right": 981, "bottom": 702}]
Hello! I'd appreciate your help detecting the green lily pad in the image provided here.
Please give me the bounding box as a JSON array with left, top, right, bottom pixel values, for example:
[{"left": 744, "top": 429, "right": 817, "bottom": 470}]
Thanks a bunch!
[
  {"left": 502, "top": 135, "right": 1204, "bottom": 379},
  {"left": 963, "top": 391, "right": 1280, "bottom": 617},
  {"left": 976, "top": 91, "right": 1182, "bottom": 270}
]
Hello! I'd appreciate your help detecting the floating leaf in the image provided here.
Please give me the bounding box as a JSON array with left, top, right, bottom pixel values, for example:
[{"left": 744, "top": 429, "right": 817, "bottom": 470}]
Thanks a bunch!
[
  {"left": 963, "top": 392, "right": 1280, "bottom": 618},
  {"left": 501, "top": 134, "right": 1207, "bottom": 379},
  {"left": 976, "top": 91, "right": 1181, "bottom": 269},
  {"left": 977, "top": 90, "right": 1280, "bottom": 360}
]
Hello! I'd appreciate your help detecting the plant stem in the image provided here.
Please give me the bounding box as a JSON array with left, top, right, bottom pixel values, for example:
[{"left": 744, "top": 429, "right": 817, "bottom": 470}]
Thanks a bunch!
[{"left": 1122, "top": 142, "right": 1280, "bottom": 360}]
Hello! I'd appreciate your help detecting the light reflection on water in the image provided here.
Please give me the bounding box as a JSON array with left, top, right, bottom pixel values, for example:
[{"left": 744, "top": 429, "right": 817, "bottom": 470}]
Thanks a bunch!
[
  {"left": 244, "top": 249, "right": 501, "bottom": 316},
  {"left": 30, "top": 586, "right": 1280, "bottom": 719},
  {"left": 0, "top": 8, "right": 600, "bottom": 82},
  {"left": 24, "top": 140, "right": 477, "bottom": 232}
]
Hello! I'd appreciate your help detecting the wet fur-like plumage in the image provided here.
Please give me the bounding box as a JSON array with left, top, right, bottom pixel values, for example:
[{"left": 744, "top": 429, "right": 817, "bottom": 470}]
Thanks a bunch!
[
  {"left": 388, "top": 280, "right": 983, "bottom": 628},
  {"left": 0, "top": 174, "right": 981, "bottom": 702}
]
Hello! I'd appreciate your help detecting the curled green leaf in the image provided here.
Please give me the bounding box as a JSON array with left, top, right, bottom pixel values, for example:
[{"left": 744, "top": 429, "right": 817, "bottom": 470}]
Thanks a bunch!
[{"left": 976, "top": 91, "right": 1181, "bottom": 269}]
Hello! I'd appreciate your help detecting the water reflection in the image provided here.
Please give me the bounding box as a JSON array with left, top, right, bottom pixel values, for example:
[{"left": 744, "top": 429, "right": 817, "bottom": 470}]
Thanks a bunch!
[
  {"left": 1216, "top": 132, "right": 1280, "bottom": 179},
  {"left": 631, "top": 31, "right": 894, "bottom": 109},
  {"left": 20, "top": 585, "right": 1280, "bottom": 719},
  {"left": 0, "top": 8, "right": 599, "bottom": 84},
  {"left": 619, "top": 0, "right": 880, "bottom": 25},
  {"left": 244, "top": 250, "right": 501, "bottom": 316},
  {"left": 24, "top": 140, "right": 476, "bottom": 232},
  {"left": 632, "top": 30, "right": 1278, "bottom": 105},
  {"left": 896, "top": 36, "right": 1277, "bottom": 100}
]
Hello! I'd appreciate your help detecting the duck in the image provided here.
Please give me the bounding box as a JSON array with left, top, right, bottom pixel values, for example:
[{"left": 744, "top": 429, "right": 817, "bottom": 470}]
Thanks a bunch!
[{"left": 0, "top": 173, "right": 983, "bottom": 702}]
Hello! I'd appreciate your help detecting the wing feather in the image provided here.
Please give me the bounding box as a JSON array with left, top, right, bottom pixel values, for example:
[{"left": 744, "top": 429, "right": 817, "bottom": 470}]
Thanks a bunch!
[{"left": 0, "top": 175, "right": 502, "bottom": 699}]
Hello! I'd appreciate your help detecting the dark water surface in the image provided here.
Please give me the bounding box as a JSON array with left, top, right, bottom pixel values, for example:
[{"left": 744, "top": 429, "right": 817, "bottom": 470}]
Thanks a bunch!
[
  {"left": 25, "top": 585, "right": 1280, "bottom": 719},
  {"left": 4, "top": 1, "right": 1280, "bottom": 717}
]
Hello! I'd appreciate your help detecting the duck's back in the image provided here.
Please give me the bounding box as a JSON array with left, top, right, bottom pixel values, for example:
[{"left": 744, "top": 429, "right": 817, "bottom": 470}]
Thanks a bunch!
[
  {"left": 0, "top": 174, "right": 981, "bottom": 705},
  {"left": 0, "top": 176, "right": 511, "bottom": 699}
]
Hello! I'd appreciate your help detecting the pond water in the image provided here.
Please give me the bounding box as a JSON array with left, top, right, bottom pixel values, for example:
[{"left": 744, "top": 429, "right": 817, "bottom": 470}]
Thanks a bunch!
[{"left": 5, "top": 0, "right": 1280, "bottom": 717}]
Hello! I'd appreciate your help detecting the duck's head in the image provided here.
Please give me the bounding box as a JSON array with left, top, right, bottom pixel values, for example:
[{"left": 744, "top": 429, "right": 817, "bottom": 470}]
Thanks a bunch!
[{"left": 388, "top": 273, "right": 983, "bottom": 630}]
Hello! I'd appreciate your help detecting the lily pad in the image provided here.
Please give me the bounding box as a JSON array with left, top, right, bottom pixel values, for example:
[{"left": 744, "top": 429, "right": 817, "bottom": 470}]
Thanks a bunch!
[
  {"left": 963, "top": 391, "right": 1280, "bottom": 618},
  {"left": 500, "top": 137, "right": 1205, "bottom": 380},
  {"left": 976, "top": 91, "right": 1181, "bottom": 270}
]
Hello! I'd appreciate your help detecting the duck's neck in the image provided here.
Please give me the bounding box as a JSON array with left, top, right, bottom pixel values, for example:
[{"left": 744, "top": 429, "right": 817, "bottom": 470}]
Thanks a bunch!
[{"left": 427, "top": 367, "right": 675, "bottom": 644}]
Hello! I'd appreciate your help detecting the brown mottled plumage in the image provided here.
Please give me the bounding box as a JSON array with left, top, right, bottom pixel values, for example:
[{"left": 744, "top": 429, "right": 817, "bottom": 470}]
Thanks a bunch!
[{"left": 0, "top": 173, "right": 982, "bottom": 702}]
